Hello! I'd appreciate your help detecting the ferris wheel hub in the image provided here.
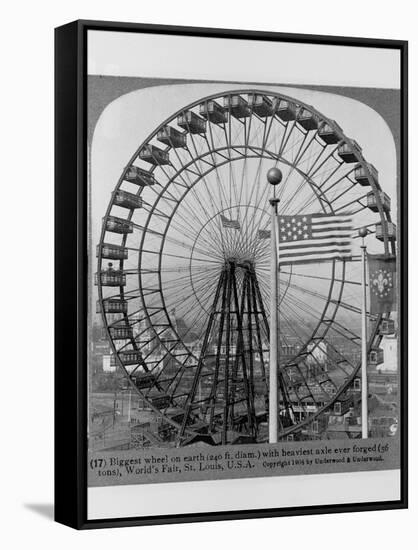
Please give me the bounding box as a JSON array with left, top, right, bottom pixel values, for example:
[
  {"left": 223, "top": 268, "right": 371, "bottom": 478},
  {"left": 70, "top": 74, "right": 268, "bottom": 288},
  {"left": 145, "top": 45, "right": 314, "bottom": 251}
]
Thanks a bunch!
[{"left": 225, "top": 256, "right": 254, "bottom": 270}]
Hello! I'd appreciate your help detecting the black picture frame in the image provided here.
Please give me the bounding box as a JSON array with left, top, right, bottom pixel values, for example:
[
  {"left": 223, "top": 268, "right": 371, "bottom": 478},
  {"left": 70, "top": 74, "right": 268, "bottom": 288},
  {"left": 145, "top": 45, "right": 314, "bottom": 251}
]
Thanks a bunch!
[{"left": 55, "top": 19, "right": 408, "bottom": 529}]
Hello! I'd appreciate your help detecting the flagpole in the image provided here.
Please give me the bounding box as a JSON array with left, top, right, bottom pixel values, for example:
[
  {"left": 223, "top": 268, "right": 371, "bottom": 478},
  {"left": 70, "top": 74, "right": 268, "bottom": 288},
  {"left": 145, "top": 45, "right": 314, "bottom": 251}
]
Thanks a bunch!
[
  {"left": 267, "top": 168, "right": 282, "bottom": 444},
  {"left": 359, "top": 227, "right": 368, "bottom": 439},
  {"left": 127, "top": 388, "right": 131, "bottom": 423}
]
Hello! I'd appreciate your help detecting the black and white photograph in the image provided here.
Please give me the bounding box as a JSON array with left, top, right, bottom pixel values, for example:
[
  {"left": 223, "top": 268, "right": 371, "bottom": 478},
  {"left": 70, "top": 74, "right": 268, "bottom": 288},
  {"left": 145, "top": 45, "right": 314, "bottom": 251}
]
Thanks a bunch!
[
  {"left": 91, "top": 84, "right": 399, "bottom": 452},
  {"left": 75, "top": 23, "right": 407, "bottom": 524}
]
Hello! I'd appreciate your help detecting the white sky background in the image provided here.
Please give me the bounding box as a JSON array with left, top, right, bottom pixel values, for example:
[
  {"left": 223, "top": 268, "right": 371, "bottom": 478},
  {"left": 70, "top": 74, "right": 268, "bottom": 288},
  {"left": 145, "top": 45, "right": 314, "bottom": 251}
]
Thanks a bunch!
[{"left": 88, "top": 30, "right": 400, "bottom": 89}]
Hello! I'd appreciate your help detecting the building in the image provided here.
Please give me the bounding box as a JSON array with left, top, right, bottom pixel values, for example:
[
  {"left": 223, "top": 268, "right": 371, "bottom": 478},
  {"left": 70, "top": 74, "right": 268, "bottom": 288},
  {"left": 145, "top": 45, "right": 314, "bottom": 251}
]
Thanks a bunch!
[
  {"left": 102, "top": 354, "right": 116, "bottom": 373},
  {"left": 307, "top": 341, "right": 328, "bottom": 366},
  {"left": 378, "top": 334, "right": 398, "bottom": 372}
]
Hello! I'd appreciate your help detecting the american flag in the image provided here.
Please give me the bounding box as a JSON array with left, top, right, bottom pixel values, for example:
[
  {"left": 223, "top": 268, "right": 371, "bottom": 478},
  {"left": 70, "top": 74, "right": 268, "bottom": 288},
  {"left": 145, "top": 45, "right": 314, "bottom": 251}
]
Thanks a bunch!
[
  {"left": 220, "top": 214, "right": 240, "bottom": 230},
  {"left": 278, "top": 213, "right": 353, "bottom": 265}
]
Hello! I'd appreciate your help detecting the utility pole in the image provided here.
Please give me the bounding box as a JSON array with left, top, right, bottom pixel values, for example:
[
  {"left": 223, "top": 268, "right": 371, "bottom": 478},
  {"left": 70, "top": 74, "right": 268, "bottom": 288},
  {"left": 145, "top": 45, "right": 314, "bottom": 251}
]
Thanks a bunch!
[
  {"left": 359, "top": 227, "right": 369, "bottom": 438},
  {"left": 267, "top": 167, "right": 282, "bottom": 443}
]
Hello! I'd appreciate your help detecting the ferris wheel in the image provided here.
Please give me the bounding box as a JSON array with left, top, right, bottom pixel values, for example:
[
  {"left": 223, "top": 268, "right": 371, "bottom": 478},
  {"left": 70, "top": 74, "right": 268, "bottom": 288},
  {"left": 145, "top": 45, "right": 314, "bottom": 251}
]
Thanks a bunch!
[{"left": 96, "top": 89, "right": 396, "bottom": 446}]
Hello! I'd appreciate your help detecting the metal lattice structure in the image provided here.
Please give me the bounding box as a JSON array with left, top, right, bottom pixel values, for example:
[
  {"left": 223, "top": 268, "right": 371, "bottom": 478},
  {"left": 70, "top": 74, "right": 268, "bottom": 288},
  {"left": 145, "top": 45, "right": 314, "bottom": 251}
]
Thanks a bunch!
[{"left": 96, "top": 90, "right": 396, "bottom": 445}]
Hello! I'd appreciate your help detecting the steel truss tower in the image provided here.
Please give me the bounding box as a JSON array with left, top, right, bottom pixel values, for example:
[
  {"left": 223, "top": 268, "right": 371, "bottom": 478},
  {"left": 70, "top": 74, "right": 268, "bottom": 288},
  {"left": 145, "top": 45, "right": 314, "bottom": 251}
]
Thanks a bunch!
[{"left": 178, "top": 258, "right": 292, "bottom": 445}]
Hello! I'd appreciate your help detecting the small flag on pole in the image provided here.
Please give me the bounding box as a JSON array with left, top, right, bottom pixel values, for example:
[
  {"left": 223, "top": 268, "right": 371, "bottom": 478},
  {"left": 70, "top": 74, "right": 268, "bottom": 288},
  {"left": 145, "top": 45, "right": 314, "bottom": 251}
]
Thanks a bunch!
[
  {"left": 368, "top": 254, "right": 396, "bottom": 313},
  {"left": 278, "top": 213, "right": 353, "bottom": 265},
  {"left": 220, "top": 214, "right": 240, "bottom": 230},
  {"left": 257, "top": 228, "right": 271, "bottom": 239}
]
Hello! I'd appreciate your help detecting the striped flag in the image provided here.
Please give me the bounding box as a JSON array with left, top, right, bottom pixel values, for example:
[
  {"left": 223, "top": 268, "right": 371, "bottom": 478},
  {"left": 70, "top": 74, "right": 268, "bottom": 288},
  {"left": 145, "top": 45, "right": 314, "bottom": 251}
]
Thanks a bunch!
[
  {"left": 220, "top": 214, "right": 240, "bottom": 230},
  {"left": 278, "top": 214, "right": 353, "bottom": 265}
]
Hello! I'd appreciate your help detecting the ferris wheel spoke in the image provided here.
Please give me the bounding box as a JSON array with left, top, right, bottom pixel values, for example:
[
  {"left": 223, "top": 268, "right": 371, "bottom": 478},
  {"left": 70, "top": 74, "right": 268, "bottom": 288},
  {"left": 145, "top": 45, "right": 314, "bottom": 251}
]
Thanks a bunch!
[
  {"left": 154, "top": 153, "right": 225, "bottom": 239},
  {"left": 161, "top": 272, "right": 220, "bottom": 303},
  {"left": 147, "top": 274, "right": 216, "bottom": 305},
  {"left": 131, "top": 222, "right": 212, "bottom": 256},
  {"left": 142, "top": 280, "right": 213, "bottom": 309},
  {"left": 234, "top": 203, "right": 267, "bottom": 256},
  {"left": 333, "top": 193, "right": 368, "bottom": 213},
  {"left": 279, "top": 177, "right": 308, "bottom": 214},
  {"left": 234, "top": 145, "right": 275, "bottom": 254},
  {"left": 259, "top": 262, "right": 336, "bottom": 408},
  {"left": 163, "top": 233, "right": 218, "bottom": 258},
  {"left": 100, "top": 286, "right": 139, "bottom": 300},
  {"left": 201, "top": 134, "right": 231, "bottom": 221},
  {"left": 173, "top": 298, "right": 219, "bottom": 340},
  {"left": 237, "top": 113, "right": 266, "bottom": 209},
  {"left": 240, "top": 153, "right": 282, "bottom": 252},
  {"left": 280, "top": 298, "right": 354, "bottom": 375},
  {"left": 316, "top": 162, "right": 347, "bottom": 188},
  {"left": 352, "top": 222, "right": 378, "bottom": 233},
  {"left": 280, "top": 298, "right": 324, "bottom": 337},
  {"left": 170, "top": 290, "right": 213, "bottom": 334},
  {"left": 163, "top": 249, "right": 221, "bottom": 265},
  {"left": 347, "top": 205, "right": 369, "bottom": 217},
  {"left": 318, "top": 164, "right": 356, "bottom": 195},
  {"left": 286, "top": 129, "right": 315, "bottom": 168},
  {"left": 160, "top": 264, "right": 220, "bottom": 285},
  {"left": 161, "top": 282, "right": 213, "bottom": 307},
  {"left": 250, "top": 231, "right": 271, "bottom": 259},
  {"left": 304, "top": 141, "right": 340, "bottom": 179},
  {"left": 273, "top": 120, "right": 297, "bottom": 160},
  {"left": 327, "top": 182, "right": 362, "bottom": 206},
  {"left": 205, "top": 122, "right": 232, "bottom": 210},
  {"left": 249, "top": 114, "right": 283, "bottom": 210},
  {"left": 280, "top": 330, "right": 313, "bottom": 358},
  {"left": 281, "top": 270, "right": 363, "bottom": 287},
  {"left": 329, "top": 298, "right": 377, "bottom": 319},
  {"left": 170, "top": 233, "right": 223, "bottom": 260},
  {"left": 324, "top": 316, "right": 361, "bottom": 346},
  {"left": 283, "top": 289, "right": 334, "bottom": 324},
  {"left": 169, "top": 145, "right": 217, "bottom": 212},
  {"left": 229, "top": 121, "right": 247, "bottom": 207},
  {"left": 279, "top": 144, "right": 332, "bottom": 214},
  {"left": 220, "top": 112, "right": 241, "bottom": 229},
  {"left": 284, "top": 279, "right": 338, "bottom": 304},
  {"left": 182, "top": 143, "right": 230, "bottom": 240},
  {"left": 153, "top": 258, "right": 220, "bottom": 273},
  {"left": 293, "top": 155, "right": 346, "bottom": 212},
  {"left": 169, "top": 277, "right": 219, "bottom": 317},
  {"left": 278, "top": 160, "right": 321, "bottom": 214},
  {"left": 298, "top": 139, "right": 330, "bottom": 177},
  {"left": 173, "top": 174, "right": 230, "bottom": 240},
  {"left": 279, "top": 307, "right": 337, "bottom": 393},
  {"left": 144, "top": 199, "right": 224, "bottom": 256},
  {"left": 143, "top": 349, "right": 190, "bottom": 397},
  {"left": 167, "top": 279, "right": 219, "bottom": 309},
  {"left": 291, "top": 181, "right": 331, "bottom": 217},
  {"left": 243, "top": 119, "right": 278, "bottom": 242},
  {"left": 230, "top": 142, "right": 254, "bottom": 216},
  {"left": 275, "top": 280, "right": 331, "bottom": 328},
  {"left": 279, "top": 304, "right": 312, "bottom": 342}
]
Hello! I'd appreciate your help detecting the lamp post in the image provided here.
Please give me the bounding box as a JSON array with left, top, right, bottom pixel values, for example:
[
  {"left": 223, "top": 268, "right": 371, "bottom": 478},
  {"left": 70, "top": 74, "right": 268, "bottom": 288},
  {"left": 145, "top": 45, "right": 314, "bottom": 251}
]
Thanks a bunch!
[
  {"left": 267, "top": 167, "right": 282, "bottom": 443},
  {"left": 359, "top": 226, "right": 369, "bottom": 438}
]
